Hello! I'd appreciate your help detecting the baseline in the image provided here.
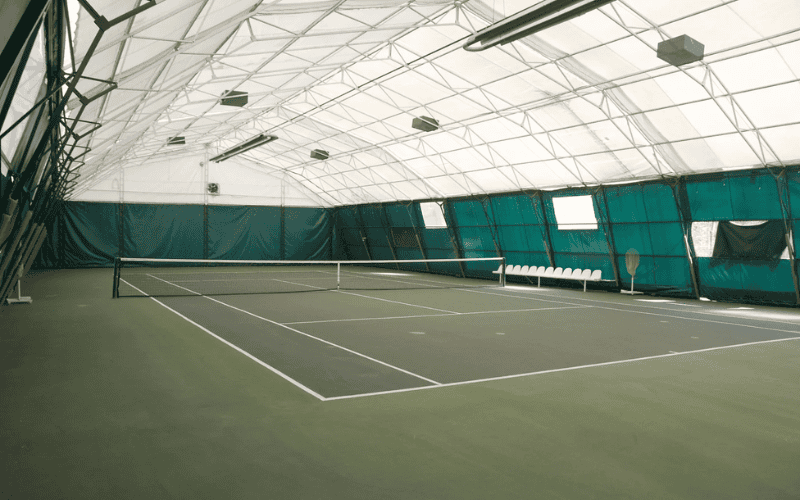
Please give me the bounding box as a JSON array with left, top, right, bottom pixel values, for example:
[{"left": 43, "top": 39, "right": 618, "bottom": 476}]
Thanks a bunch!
[
  {"left": 120, "top": 278, "right": 327, "bottom": 401},
  {"left": 462, "top": 288, "right": 800, "bottom": 336},
  {"left": 146, "top": 274, "right": 441, "bottom": 386},
  {"left": 325, "top": 336, "right": 800, "bottom": 401},
  {"left": 284, "top": 305, "right": 588, "bottom": 326}
]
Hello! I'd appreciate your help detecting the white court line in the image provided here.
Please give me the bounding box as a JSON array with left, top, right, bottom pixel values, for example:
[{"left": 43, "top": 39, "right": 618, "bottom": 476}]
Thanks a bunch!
[
  {"left": 335, "top": 290, "right": 459, "bottom": 314},
  {"left": 145, "top": 274, "right": 441, "bottom": 386},
  {"left": 284, "top": 306, "right": 588, "bottom": 326},
  {"left": 478, "top": 286, "right": 800, "bottom": 326},
  {"left": 324, "top": 268, "right": 499, "bottom": 291},
  {"left": 120, "top": 278, "right": 327, "bottom": 401},
  {"left": 325, "top": 335, "right": 800, "bottom": 401},
  {"left": 462, "top": 288, "right": 800, "bottom": 336}
]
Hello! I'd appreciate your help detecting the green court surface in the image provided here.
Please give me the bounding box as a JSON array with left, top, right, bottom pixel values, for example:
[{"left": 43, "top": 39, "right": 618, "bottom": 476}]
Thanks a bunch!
[{"left": 3, "top": 268, "right": 800, "bottom": 499}]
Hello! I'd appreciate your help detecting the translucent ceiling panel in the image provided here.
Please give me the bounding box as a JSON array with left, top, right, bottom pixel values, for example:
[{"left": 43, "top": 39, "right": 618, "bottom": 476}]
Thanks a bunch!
[{"left": 67, "top": 0, "right": 800, "bottom": 206}]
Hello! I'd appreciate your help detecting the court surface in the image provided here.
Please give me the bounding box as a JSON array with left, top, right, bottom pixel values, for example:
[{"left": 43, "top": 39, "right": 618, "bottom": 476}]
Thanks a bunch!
[
  {"left": 120, "top": 266, "right": 800, "bottom": 401},
  {"left": 5, "top": 268, "right": 800, "bottom": 500}
]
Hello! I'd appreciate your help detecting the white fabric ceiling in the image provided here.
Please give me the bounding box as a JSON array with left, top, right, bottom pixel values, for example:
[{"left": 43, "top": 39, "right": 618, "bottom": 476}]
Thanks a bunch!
[{"left": 66, "top": 0, "right": 800, "bottom": 207}]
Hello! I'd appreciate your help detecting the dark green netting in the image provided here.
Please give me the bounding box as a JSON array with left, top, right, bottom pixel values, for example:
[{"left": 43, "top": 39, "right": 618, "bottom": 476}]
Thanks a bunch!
[
  {"left": 332, "top": 207, "right": 367, "bottom": 260},
  {"left": 61, "top": 201, "right": 120, "bottom": 267},
  {"left": 543, "top": 191, "right": 613, "bottom": 278},
  {"left": 28, "top": 167, "right": 800, "bottom": 306},
  {"left": 686, "top": 173, "right": 782, "bottom": 221},
  {"left": 34, "top": 202, "right": 331, "bottom": 268},
  {"left": 124, "top": 204, "right": 204, "bottom": 259},
  {"left": 207, "top": 206, "right": 280, "bottom": 260},
  {"left": 284, "top": 207, "right": 331, "bottom": 260},
  {"left": 490, "top": 194, "right": 549, "bottom": 275},
  {"left": 603, "top": 184, "right": 692, "bottom": 294},
  {"left": 686, "top": 171, "right": 794, "bottom": 301}
]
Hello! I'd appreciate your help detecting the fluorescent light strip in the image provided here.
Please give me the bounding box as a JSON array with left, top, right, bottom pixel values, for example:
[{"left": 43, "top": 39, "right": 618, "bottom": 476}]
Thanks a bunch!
[
  {"left": 210, "top": 133, "right": 277, "bottom": 163},
  {"left": 464, "top": 0, "right": 615, "bottom": 52}
]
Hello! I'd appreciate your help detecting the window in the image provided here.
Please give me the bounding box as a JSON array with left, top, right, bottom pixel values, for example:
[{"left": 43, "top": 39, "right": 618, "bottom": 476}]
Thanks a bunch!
[
  {"left": 552, "top": 195, "right": 598, "bottom": 230},
  {"left": 420, "top": 202, "right": 447, "bottom": 228}
]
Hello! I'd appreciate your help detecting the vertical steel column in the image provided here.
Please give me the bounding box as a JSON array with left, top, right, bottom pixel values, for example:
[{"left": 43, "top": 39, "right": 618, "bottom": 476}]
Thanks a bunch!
[
  {"left": 202, "top": 148, "right": 209, "bottom": 259},
  {"left": 480, "top": 197, "right": 504, "bottom": 259},
  {"left": 328, "top": 208, "right": 335, "bottom": 260},
  {"left": 353, "top": 206, "right": 372, "bottom": 260},
  {"left": 596, "top": 188, "right": 621, "bottom": 287},
  {"left": 534, "top": 193, "right": 556, "bottom": 268},
  {"left": 405, "top": 203, "right": 429, "bottom": 271},
  {"left": 671, "top": 179, "right": 701, "bottom": 299},
  {"left": 775, "top": 170, "right": 800, "bottom": 304},
  {"left": 203, "top": 205, "right": 209, "bottom": 259},
  {"left": 280, "top": 205, "right": 286, "bottom": 260},
  {"left": 118, "top": 202, "right": 125, "bottom": 259},
  {"left": 441, "top": 201, "right": 466, "bottom": 277},
  {"left": 378, "top": 204, "right": 400, "bottom": 269}
]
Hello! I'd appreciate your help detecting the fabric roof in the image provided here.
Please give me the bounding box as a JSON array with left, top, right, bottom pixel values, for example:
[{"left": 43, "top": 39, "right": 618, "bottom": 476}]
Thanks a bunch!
[{"left": 66, "top": 0, "right": 800, "bottom": 206}]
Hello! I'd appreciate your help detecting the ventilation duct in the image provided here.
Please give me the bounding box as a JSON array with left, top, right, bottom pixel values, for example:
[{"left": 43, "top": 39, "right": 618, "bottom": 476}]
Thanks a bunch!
[
  {"left": 220, "top": 90, "right": 248, "bottom": 107},
  {"left": 657, "top": 35, "right": 704, "bottom": 66},
  {"left": 464, "top": 0, "right": 616, "bottom": 51},
  {"left": 210, "top": 134, "right": 277, "bottom": 162},
  {"left": 310, "top": 149, "right": 329, "bottom": 160},
  {"left": 412, "top": 116, "right": 439, "bottom": 132}
]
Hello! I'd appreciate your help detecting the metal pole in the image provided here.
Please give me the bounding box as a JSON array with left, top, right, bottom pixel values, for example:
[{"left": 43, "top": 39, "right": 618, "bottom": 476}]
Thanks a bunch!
[
  {"left": 775, "top": 170, "right": 800, "bottom": 304},
  {"left": 672, "top": 180, "right": 701, "bottom": 299},
  {"left": 337, "top": 262, "right": 340, "bottom": 290},
  {"left": 597, "top": 187, "right": 621, "bottom": 287},
  {"left": 534, "top": 193, "right": 556, "bottom": 268}
]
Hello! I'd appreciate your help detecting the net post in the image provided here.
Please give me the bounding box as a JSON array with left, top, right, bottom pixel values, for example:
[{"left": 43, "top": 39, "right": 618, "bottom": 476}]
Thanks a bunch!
[
  {"left": 112, "top": 257, "right": 120, "bottom": 298},
  {"left": 337, "top": 262, "right": 340, "bottom": 290},
  {"left": 501, "top": 257, "right": 506, "bottom": 287}
]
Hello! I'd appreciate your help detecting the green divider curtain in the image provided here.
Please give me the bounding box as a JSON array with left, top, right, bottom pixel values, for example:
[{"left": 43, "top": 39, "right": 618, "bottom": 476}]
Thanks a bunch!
[
  {"left": 489, "top": 194, "right": 549, "bottom": 280},
  {"left": 449, "top": 199, "right": 499, "bottom": 277},
  {"left": 283, "top": 207, "right": 330, "bottom": 260},
  {"left": 542, "top": 191, "right": 613, "bottom": 279},
  {"left": 207, "top": 206, "right": 280, "bottom": 260},
  {"left": 358, "top": 204, "right": 395, "bottom": 264},
  {"left": 124, "top": 204, "right": 204, "bottom": 259},
  {"left": 686, "top": 171, "right": 794, "bottom": 304},
  {"left": 603, "top": 184, "right": 691, "bottom": 295},
  {"left": 60, "top": 201, "right": 120, "bottom": 267},
  {"left": 333, "top": 206, "right": 368, "bottom": 260}
]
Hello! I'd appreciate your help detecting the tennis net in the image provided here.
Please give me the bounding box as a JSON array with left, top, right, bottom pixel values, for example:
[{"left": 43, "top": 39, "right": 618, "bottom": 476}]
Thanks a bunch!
[{"left": 113, "top": 257, "right": 506, "bottom": 298}]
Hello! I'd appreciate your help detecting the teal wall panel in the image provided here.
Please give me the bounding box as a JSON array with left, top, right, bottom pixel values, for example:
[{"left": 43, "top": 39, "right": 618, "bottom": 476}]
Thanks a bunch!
[
  {"left": 284, "top": 207, "right": 330, "bottom": 260},
  {"left": 36, "top": 202, "right": 331, "bottom": 268},
  {"left": 124, "top": 204, "right": 204, "bottom": 259},
  {"left": 687, "top": 174, "right": 782, "bottom": 221},
  {"left": 61, "top": 202, "right": 120, "bottom": 267},
  {"left": 208, "top": 206, "right": 280, "bottom": 260}
]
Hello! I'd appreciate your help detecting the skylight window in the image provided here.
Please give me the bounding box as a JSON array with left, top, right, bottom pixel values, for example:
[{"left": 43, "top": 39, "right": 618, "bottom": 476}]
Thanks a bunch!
[
  {"left": 552, "top": 195, "right": 598, "bottom": 230},
  {"left": 420, "top": 202, "right": 447, "bottom": 228}
]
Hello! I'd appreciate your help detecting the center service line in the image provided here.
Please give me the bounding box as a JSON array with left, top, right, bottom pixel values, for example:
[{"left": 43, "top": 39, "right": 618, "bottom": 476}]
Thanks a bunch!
[
  {"left": 122, "top": 278, "right": 326, "bottom": 401},
  {"left": 145, "top": 274, "right": 442, "bottom": 386}
]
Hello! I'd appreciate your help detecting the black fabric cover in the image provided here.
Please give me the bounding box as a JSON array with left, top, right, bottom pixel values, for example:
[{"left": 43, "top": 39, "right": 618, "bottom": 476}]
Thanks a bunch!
[{"left": 711, "top": 220, "right": 786, "bottom": 269}]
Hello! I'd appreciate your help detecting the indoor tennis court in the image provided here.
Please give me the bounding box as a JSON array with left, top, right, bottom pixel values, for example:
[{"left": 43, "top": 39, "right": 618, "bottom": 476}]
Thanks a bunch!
[
  {"left": 115, "top": 260, "right": 800, "bottom": 400},
  {"left": 3, "top": 0, "right": 800, "bottom": 498}
]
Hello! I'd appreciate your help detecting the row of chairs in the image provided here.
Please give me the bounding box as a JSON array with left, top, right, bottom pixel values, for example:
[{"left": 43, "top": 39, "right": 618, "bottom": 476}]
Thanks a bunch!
[{"left": 493, "top": 265, "right": 602, "bottom": 292}]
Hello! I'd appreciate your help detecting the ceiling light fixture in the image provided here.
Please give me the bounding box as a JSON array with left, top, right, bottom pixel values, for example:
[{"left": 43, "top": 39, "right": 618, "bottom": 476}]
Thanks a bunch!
[
  {"left": 310, "top": 149, "right": 329, "bottom": 160},
  {"left": 411, "top": 116, "right": 439, "bottom": 132},
  {"left": 210, "top": 133, "right": 277, "bottom": 162},
  {"left": 656, "top": 35, "right": 704, "bottom": 66},
  {"left": 463, "top": 0, "right": 616, "bottom": 52}
]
